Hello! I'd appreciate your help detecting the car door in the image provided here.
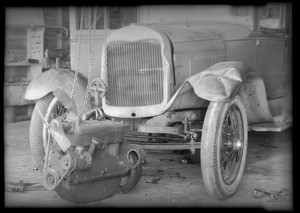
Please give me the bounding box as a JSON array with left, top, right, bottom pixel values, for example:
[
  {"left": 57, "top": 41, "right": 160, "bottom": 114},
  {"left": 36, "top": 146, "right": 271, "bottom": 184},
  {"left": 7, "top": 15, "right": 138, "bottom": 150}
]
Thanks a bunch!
[{"left": 254, "top": 3, "right": 292, "bottom": 116}]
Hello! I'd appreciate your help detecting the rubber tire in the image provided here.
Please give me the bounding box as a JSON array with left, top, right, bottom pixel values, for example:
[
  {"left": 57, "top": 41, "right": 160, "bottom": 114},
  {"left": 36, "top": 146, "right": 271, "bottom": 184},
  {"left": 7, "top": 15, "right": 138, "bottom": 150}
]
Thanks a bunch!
[
  {"left": 29, "top": 93, "right": 57, "bottom": 172},
  {"left": 117, "top": 156, "right": 142, "bottom": 194},
  {"left": 200, "top": 95, "right": 248, "bottom": 199}
]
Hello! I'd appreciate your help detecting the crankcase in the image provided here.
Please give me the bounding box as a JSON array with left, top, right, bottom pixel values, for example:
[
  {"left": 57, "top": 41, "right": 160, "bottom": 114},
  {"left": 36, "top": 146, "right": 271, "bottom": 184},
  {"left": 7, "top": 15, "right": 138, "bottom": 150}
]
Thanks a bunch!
[{"left": 52, "top": 142, "right": 144, "bottom": 203}]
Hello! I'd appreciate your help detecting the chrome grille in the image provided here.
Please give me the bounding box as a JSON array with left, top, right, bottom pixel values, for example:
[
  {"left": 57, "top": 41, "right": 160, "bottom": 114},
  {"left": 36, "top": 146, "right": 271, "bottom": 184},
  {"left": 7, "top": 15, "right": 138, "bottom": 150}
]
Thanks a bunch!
[{"left": 106, "top": 41, "right": 164, "bottom": 107}]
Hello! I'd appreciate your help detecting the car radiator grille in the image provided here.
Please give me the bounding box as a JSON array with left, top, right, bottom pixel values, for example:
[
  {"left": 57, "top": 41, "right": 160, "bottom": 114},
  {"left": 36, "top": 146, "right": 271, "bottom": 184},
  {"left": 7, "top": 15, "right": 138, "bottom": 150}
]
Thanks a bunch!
[{"left": 106, "top": 41, "right": 164, "bottom": 107}]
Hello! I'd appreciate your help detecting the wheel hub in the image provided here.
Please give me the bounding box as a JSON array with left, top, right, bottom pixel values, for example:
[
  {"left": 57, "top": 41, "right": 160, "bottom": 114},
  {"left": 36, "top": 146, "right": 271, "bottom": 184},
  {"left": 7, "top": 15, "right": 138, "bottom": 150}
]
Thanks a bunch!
[{"left": 233, "top": 140, "right": 242, "bottom": 150}]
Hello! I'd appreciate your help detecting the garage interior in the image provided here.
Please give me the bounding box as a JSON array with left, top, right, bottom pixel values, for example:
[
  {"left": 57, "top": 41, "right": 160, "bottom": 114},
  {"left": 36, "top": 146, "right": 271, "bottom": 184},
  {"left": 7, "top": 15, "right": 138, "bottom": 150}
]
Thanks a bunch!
[
  {"left": 4, "top": 6, "right": 293, "bottom": 210},
  {"left": 4, "top": 7, "right": 70, "bottom": 123}
]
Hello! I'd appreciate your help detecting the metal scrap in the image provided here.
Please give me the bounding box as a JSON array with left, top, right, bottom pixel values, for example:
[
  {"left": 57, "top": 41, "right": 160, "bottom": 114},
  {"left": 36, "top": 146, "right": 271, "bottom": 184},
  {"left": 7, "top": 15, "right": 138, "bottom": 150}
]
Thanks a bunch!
[
  {"left": 253, "top": 188, "right": 292, "bottom": 202},
  {"left": 179, "top": 156, "right": 193, "bottom": 164},
  {"left": 5, "top": 180, "right": 40, "bottom": 192},
  {"left": 146, "top": 177, "right": 161, "bottom": 184}
]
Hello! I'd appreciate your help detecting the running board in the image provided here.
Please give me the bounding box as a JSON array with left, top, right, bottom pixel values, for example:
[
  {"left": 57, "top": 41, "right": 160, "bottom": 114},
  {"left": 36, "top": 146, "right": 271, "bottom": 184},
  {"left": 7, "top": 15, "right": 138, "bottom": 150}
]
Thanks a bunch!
[{"left": 249, "top": 114, "right": 292, "bottom": 132}]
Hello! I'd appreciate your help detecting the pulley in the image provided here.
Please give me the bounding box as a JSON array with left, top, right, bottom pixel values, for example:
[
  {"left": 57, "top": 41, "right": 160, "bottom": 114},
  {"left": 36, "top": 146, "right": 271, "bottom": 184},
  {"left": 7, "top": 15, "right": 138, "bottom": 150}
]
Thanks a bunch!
[
  {"left": 42, "top": 169, "right": 60, "bottom": 191},
  {"left": 88, "top": 78, "right": 107, "bottom": 106}
]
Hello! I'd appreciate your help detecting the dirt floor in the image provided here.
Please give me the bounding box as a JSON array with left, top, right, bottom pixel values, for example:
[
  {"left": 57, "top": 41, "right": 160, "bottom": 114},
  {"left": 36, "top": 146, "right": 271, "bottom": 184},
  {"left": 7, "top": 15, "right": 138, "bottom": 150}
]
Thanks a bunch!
[{"left": 4, "top": 120, "right": 293, "bottom": 209}]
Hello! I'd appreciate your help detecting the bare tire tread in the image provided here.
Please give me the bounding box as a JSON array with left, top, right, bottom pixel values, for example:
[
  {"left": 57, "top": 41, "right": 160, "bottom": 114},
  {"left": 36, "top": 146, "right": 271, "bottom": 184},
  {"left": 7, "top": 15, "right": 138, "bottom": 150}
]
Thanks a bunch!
[{"left": 29, "top": 93, "right": 55, "bottom": 172}]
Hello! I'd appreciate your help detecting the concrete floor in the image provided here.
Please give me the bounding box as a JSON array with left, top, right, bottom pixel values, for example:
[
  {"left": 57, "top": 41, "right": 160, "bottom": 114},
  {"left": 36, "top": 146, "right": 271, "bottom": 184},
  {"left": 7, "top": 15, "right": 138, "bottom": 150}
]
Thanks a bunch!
[{"left": 4, "top": 120, "right": 293, "bottom": 209}]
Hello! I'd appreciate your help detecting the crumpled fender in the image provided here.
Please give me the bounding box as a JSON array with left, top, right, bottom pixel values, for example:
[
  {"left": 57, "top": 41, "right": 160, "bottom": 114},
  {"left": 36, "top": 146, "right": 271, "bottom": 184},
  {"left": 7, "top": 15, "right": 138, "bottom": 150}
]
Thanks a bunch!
[
  {"left": 164, "top": 62, "right": 274, "bottom": 124},
  {"left": 186, "top": 62, "right": 250, "bottom": 102},
  {"left": 24, "top": 68, "right": 94, "bottom": 114}
]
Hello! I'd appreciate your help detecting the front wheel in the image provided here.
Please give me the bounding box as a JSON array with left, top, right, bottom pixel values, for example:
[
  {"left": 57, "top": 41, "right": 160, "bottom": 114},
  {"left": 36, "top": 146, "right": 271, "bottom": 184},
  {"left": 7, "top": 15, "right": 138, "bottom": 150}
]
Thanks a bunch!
[
  {"left": 29, "top": 93, "right": 67, "bottom": 172},
  {"left": 200, "top": 95, "right": 248, "bottom": 199}
]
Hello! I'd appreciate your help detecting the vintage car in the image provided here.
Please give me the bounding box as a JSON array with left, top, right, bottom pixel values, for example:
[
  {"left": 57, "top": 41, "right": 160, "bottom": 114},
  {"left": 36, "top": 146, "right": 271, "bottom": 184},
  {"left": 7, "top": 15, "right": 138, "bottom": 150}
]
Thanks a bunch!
[{"left": 24, "top": 4, "right": 292, "bottom": 203}]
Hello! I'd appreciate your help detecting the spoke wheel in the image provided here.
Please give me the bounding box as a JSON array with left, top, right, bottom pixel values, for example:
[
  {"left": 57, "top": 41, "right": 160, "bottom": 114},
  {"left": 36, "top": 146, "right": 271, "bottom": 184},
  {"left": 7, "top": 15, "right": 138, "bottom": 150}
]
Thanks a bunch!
[
  {"left": 201, "top": 95, "right": 248, "bottom": 199},
  {"left": 220, "top": 105, "right": 244, "bottom": 185},
  {"left": 30, "top": 93, "right": 67, "bottom": 172}
]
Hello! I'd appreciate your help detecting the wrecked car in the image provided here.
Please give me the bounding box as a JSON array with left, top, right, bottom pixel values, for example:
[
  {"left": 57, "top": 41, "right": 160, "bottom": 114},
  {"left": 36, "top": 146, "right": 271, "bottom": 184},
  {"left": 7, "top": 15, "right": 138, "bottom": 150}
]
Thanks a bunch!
[{"left": 24, "top": 4, "right": 292, "bottom": 203}]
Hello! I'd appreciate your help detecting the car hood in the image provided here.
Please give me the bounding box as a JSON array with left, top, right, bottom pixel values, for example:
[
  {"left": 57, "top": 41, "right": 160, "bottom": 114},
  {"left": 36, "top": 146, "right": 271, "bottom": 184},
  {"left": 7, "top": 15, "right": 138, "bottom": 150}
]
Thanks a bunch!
[{"left": 148, "top": 22, "right": 252, "bottom": 41}]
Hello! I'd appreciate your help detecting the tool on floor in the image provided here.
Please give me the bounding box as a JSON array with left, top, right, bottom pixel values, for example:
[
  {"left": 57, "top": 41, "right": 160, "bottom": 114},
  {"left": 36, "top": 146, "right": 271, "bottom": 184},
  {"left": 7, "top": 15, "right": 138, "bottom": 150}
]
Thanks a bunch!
[
  {"left": 253, "top": 188, "right": 292, "bottom": 202},
  {"left": 5, "top": 181, "right": 40, "bottom": 192}
]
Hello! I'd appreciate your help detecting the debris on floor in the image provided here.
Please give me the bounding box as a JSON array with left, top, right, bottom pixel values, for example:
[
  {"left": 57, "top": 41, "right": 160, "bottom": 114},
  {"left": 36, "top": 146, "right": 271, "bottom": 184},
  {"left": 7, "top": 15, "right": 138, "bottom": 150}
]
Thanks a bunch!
[
  {"left": 4, "top": 120, "right": 293, "bottom": 209},
  {"left": 146, "top": 177, "right": 161, "bottom": 184},
  {"left": 179, "top": 156, "right": 193, "bottom": 164},
  {"left": 16, "top": 162, "right": 26, "bottom": 167},
  {"left": 30, "top": 165, "right": 39, "bottom": 170},
  {"left": 253, "top": 188, "right": 292, "bottom": 202},
  {"left": 143, "top": 167, "right": 186, "bottom": 184},
  {"left": 5, "top": 180, "right": 43, "bottom": 192},
  {"left": 5, "top": 184, "right": 25, "bottom": 192}
]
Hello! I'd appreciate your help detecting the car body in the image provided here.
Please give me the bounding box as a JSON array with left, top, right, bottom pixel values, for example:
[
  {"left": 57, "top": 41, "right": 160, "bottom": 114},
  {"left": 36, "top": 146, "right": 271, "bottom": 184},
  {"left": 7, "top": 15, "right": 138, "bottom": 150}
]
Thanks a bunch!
[{"left": 24, "top": 4, "right": 292, "bottom": 202}]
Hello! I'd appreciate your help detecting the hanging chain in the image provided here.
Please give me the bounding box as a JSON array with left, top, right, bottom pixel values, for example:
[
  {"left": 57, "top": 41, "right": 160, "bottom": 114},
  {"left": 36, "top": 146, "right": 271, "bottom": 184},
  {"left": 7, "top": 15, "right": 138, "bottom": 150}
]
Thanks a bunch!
[
  {"left": 56, "top": 7, "right": 84, "bottom": 123},
  {"left": 71, "top": 7, "right": 84, "bottom": 100},
  {"left": 80, "top": 6, "right": 97, "bottom": 117},
  {"left": 104, "top": 7, "right": 110, "bottom": 104}
]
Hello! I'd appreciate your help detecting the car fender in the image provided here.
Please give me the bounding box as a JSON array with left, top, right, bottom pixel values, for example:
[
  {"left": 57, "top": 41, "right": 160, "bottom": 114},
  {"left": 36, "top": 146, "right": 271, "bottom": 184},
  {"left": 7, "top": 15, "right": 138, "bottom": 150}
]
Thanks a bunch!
[
  {"left": 24, "top": 68, "right": 94, "bottom": 114},
  {"left": 164, "top": 62, "right": 274, "bottom": 124}
]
